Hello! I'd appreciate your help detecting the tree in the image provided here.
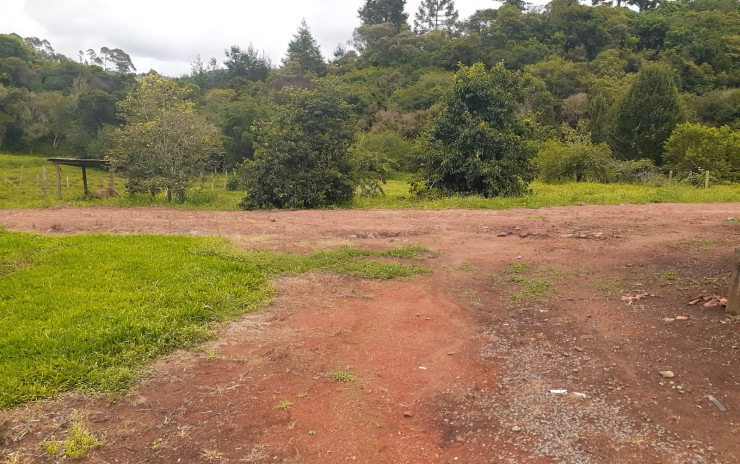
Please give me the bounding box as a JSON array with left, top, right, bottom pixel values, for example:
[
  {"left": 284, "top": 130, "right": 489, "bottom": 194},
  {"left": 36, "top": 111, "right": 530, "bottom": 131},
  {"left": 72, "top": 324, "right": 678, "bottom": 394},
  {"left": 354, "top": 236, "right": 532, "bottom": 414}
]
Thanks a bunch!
[
  {"left": 663, "top": 122, "right": 740, "bottom": 181},
  {"left": 239, "top": 80, "right": 357, "bottom": 209},
  {"left": 224, "top": 45, "right": 271, "bottom": 83},
  {"left": 414, "top": 0, "right": 459, "bottom": 33},
  {"left": 413, "top": 62, "right": 534, "bottom": 198},
  {"left": 612, "top": 64, "right": 683, "bottom": 163},
  {"left": 358, "top": 0, "right": 409, "bottom": 29},
  {"left": 107, "top": 74, "right": 222, "bottom": 201},
  {"left": 284, "top": 20, "right": 326, "bottom": 76}
]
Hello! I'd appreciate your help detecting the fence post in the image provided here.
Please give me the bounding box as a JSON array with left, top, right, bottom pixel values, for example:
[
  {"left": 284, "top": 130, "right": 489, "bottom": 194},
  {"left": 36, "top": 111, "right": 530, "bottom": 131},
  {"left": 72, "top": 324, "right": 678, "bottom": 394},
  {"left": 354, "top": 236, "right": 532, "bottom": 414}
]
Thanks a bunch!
[
  {"left": 727, "top": 247, "right": 740, "bottom": 315},
  {"left": 705, "top": 170, "right": 710, "bottom": 189},
  {"left": 55, "top": 163, "right": 62, "bottom": 199},
  {"left": 41, "top": 166, "right": 46, "bottom": 198}
]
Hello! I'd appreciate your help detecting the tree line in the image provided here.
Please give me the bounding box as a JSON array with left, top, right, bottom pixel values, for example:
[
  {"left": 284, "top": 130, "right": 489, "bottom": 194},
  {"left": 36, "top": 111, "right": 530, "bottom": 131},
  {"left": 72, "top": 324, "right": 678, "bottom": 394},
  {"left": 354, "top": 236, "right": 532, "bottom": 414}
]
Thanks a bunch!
[{"left": 1, "top": 0, "right": 738, "bottom": 207}]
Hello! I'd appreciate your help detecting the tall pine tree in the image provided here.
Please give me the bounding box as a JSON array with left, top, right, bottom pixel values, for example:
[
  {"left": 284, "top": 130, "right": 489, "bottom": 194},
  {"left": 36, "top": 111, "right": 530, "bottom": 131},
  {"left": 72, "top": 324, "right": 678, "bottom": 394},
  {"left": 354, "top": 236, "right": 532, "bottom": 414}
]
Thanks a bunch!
[
  {"left": 358, "top": 0, "right": 408, "bottom": 29},
  {"left": 284, "top": 20, "right": 326, "bottom": 76},
  {"left": 414, "top": 0, "right": 458, "bottom": 33}
]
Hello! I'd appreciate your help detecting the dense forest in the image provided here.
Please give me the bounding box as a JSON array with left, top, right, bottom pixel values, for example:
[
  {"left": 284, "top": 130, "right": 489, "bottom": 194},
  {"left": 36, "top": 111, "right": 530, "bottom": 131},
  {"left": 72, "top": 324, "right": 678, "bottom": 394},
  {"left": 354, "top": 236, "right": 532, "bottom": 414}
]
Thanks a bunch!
[{"left": 1, "top": 0, "right": 738, "bottom": 207}]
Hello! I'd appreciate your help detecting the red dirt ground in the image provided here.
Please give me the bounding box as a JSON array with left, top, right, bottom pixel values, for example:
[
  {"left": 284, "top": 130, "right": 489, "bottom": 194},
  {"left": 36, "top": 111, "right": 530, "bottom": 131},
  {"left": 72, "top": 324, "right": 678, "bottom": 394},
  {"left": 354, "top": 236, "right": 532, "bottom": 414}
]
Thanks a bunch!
[{"left": 1, "top": 203, "right": 740, "bottom": 463}]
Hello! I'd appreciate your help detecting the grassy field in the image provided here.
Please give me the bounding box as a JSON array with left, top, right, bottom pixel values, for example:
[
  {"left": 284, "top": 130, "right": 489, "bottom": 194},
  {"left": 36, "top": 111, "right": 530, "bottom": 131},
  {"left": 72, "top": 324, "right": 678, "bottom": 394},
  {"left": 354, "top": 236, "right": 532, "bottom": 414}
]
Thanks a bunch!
[
  {"left": 0, "top": 229, "right": 429, "bottom": 409},
  {"left": 1, "top": 153, "right": 738, "bottom": 210}
]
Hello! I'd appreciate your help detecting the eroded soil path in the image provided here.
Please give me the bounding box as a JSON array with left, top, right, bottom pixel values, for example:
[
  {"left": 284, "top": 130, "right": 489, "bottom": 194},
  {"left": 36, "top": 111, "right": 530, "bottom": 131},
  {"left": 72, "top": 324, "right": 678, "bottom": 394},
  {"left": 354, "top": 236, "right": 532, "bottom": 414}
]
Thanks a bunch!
[{"left": 2, "top": 203, "right": 740, "bottom": 463}]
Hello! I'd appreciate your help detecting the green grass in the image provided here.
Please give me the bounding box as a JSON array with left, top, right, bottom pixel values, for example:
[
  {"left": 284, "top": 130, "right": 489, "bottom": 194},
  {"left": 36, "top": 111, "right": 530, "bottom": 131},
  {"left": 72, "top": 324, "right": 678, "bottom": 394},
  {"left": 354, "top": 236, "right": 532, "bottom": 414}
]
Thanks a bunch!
[
  {"left": 0, "top": 229, "right": 429, "bottom": 409},
  {"left": 2, "top": 153, "right": 738, "bottom": 210},
  {"left": 331, "top": 371, "right": 356, "bottom": 382}
]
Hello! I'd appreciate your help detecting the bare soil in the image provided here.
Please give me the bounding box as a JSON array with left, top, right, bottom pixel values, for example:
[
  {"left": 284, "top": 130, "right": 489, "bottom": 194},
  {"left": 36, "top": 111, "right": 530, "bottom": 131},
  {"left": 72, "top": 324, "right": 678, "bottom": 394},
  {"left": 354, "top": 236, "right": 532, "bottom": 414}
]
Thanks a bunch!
[{"left": 2, "top": 203, "right": 740, "bottom": 464}]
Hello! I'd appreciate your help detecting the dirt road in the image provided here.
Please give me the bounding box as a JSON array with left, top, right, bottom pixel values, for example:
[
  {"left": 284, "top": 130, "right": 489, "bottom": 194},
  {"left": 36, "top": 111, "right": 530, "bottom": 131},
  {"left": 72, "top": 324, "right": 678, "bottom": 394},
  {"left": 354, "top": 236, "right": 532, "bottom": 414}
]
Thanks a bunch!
[{"left": 2, "top": 203, "right": 740, "bottom": 463}]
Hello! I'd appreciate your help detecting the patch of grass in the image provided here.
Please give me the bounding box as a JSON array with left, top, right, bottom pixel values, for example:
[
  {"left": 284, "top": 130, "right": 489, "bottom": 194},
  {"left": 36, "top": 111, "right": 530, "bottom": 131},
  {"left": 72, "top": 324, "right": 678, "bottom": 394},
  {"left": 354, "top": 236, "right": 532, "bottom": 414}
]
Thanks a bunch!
[
  {"left": 273, "top": 401, "right": 293, "bottom": 410},
  {"left": 509, "top": 278, "right": 554, "bottom": 302},
  {"left": 64, "top": 413, "right": 103, "bottom": 459},
  {"left": 0, "top": 230, "right": 429, "bottom": 409},
  {"left": 349, "top": 178, "right": 740, "bottom": 210},
  {"left": 661, "top": 270, "right": 680, "bottom": 281},
  {"left": 495, "top": 262, "right": 564, "bottom": 303},
  {"left": 332, "top": 371, "right": 356, "bottom": 382},
  {"left": 503, "top": 262, "right": 531, "bottom": 274},
  {"left": 41, "top": 436, "right": 61, "bottom": 458},
  {"left": 455, "top": 261, "right": 476, "bottom": 271},
  {"left": 2, "top": 154, "right": 739, "bottom": 210}
]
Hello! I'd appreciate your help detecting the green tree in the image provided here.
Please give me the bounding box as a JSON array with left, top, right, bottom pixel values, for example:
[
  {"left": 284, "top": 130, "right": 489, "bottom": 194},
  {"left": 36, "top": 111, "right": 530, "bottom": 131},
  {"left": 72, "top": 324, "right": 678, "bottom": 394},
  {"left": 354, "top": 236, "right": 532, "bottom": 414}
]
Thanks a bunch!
[
  {"left": 107, "top": 74, "right": 222, "bottom": 201},
  {"left": 413, "top": 62, "right": 534, "bottom": 197},
  {"left": 612, "top": 64, "right": 683, "bottom": 163},
  {"left": 663, "top": 122, "right": 740, "bottom": 181},
  {"left": 358, "top": 0, "right": 408, "bottom": 29},
  {"left": 414, "top": 0, "right": 459, "bottom": 33},
  {"left": 239, "top": 80, "right": 357, "bottom": 209},
  {"left": 224, "top": 45, "right": 271, "bottom": 83},
  {"left": 284, "top": 20, "right": 326, "bottom": 76}
]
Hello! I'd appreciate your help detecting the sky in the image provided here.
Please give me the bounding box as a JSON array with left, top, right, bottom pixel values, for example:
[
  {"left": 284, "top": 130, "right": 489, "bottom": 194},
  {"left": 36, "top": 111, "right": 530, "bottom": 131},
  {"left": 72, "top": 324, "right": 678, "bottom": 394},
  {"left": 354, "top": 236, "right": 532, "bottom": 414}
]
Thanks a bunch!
[{"left": 0, "top": 0, "right": 551, "bottom": 77}]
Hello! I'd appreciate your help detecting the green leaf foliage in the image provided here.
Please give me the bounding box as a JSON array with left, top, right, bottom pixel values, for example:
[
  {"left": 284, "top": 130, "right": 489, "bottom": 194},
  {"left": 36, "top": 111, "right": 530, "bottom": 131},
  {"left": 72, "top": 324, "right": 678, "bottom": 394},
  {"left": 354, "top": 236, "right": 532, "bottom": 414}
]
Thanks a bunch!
[
  {"left": 413, "top": 62, "right": 534, "bottom": 198},
  {"left": 612, "top": 63, "right": 684, "bottom": 163},
  {"left": 239, "top": 80, "right": 357, "bottom": 209},
  {"left": 663, "top": 122, "right": 740, "bottom": 182}
]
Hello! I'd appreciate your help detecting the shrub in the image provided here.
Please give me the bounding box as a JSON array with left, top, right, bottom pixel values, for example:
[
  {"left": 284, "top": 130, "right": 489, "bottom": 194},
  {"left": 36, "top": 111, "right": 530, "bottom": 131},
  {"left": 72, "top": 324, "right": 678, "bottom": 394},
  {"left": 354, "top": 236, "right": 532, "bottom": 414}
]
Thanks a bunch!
[
  {"left": 413, "top": 62, "right": 534, "bottom": 198},
  {"left": 535, "top": 134, "right": 614, "bottom": 183},
  {"left": 612, "top": 159, "right": 661, "bottom": 184},
  {"left": 663, "top": 122, "right": 740, "bottom": 182},
  {"left": 351, "top": 130, "right": 420, "bottom": 173},
  {"left": 239, "top": 80, "right": 356, "bottom": 209}
]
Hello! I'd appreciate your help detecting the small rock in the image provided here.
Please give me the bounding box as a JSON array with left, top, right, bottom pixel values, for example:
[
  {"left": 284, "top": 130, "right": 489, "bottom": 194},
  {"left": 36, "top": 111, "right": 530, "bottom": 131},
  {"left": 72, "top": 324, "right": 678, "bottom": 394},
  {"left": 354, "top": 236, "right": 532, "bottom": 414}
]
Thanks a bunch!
[
  {"left": 593, "top": 232, "right": 603, "bottom": 238},
  {"left": 660, "top": 371, "right": 675, "bottom": 379},
  {"left": 511, "top": 426, "right": 522, "bottom": 432},
  {"left": 349, "top": 234, "right": 358, "bottom": 238},
  {"left": 403, "top": 411, "right": 414, "bottom": 418},
  {"left": 455, "top": 435, "right": 465, "bottom": 443},
  {"left": 497, "top": 233, "right": 507, "bottom": 237},
  {"left": 574, "top": 347, "right": 584, "bottom": 352}
]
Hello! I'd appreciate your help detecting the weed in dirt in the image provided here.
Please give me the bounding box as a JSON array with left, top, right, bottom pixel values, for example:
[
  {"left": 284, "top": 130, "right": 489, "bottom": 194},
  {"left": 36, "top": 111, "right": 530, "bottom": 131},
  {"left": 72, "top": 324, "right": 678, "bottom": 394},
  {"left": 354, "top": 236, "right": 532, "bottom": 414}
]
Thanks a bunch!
[
  {"left": 0, "top": 230, "right": 430, "bottom": 409},
  {"left": 526, "top": 215, "right": 548, "bottom": 220},
  {"left": 494, "top": 262, "right": 565, "bottom": 303},
  {"left": 332, "top": 371, "right": 356, "bottom": 382},
  {"left": 63, "top": 413, "right": 103, "bottom": 459},
  {"left": 662, "top": 270, "right": 680, "bottom": 281},
  {"left": 273, "top": 401, "right": 293, "bottom": 410},
  {"left": 41, "top": 436, "right": 61, "bottom": 458},
  {"left": 201, "top": 447, "right": 224, "bottom": 460},
  {"left": 297, "top": 392, "right": 308, "bottom": 398},
  {"left": 308, "top": 430, "right": 316, "bottom": 435},
  {"left": 728, "top": 217, "right": 740, "bottom": 225},
  {"left": 455, "top": 261, "right": 476, "bottom": 271},
  {"left": 503, "top": 262, "right": 531, "bottom": 274}
]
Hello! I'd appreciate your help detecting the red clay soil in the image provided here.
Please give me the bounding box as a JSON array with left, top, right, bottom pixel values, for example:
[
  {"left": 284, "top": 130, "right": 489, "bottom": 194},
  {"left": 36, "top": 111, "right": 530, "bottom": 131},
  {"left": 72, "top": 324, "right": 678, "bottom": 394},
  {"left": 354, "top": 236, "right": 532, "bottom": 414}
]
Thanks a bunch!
[{"left": 2, "top": 203, "right": 740, "bottom": 463}]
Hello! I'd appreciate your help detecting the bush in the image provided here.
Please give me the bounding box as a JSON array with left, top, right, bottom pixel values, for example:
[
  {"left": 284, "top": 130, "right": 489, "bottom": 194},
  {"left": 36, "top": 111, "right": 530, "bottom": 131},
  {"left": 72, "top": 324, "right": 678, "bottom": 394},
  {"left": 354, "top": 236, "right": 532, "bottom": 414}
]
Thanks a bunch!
[
  {"left": 663, "top": 122, "right": 740, "bottom": 182},
  {"left": 535, "top": 134, "right": 614, "bottom": 183},
  {"left": 612, "top": 159, "right": 661, "bottom": 184},
  {"left": 352, "top": 130, "right": 420, "bottom": 173},
  {"left": 239, "top": 80, "right": 357, "bottom": 209},
  {"left": 413, "top": 62, "right": 534, "bottom": 198}
]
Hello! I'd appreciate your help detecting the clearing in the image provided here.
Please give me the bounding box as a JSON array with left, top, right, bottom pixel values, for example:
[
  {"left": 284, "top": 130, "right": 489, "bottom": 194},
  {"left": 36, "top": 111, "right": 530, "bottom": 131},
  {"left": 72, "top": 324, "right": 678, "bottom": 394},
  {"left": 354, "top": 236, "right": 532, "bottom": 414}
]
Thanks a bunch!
[{"left": 1, "top": 202, "right": 740, "bottom": 463}]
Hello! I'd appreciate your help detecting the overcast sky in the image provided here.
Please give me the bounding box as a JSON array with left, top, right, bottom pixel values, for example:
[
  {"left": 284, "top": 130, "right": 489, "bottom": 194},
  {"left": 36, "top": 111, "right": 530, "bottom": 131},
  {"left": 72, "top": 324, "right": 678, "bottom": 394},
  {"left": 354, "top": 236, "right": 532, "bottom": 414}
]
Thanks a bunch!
[{"left": 0, "top": 1, "right": 551, "bottom": 77}]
